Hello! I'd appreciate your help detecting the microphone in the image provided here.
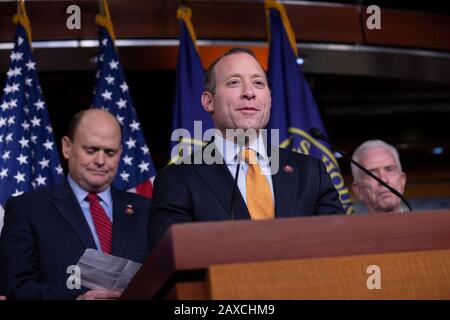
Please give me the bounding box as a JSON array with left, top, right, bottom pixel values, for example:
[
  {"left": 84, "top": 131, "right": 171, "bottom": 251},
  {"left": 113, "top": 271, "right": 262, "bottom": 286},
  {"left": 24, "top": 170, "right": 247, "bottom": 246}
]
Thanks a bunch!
[
  {"left": 228, "top": 134, "right": 246, "bottom": 220},
  {"left": 309, "top": 127, "right": 412, "bottom": 212},
  {"left": 229, "top": 161, "right": 241, "bottom": 221}
]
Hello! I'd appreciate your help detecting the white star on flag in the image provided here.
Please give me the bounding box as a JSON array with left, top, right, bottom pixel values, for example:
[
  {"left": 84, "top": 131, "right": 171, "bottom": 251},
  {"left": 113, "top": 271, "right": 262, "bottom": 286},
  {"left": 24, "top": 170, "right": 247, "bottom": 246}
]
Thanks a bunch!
[
  {"left": 21, "top": 121, "right": 30, "bottom": 131},
  {"left": 120, "top": 82, "right": 128, "bottom": 93},
  {"left": 34, "top": 99, "right": 45, "bottom": 110},
  {"left": 129, "top": 120, "right": 140, "bottom": 132},
  {"left": 25, "top": 60, "right": 35, "bottom": 70},
  {"left": 0, "top": 168, "right": 8, "bottom": 179},
  {"left": 122, "top": 155, "right": 133, "bottom": 165},
  {"left": 138, "top": 161, "right": 149, "bottom": 173},
  {"left": 10, "top": 83, "right": 20, "bottom": 93},
  {"left": 3, "top": 85, "right": 13, "bottom": 94},
  {"left": 55, "top": 165, "right": 64, "bottom": 175},
  {"left": 14, "top": 171, "right": 26, "bottom": 183},
  {"left": 30, "top": 116, "right": 41, "bottom": 127},
  {"left": 105, "top": 74, "right": 115, "bottom": 85},
  {"left": 35, "top": 175, "right": 47, "bottom": 186},
  {"left": 116, "top": 98, "right": 127, "bottom": 109},
  {"left": 38, "top": 157, "right": 50, "bottom": 169},
  {"left": 0, "top": 102, "right": 9, "bottom": 112},
  {"left": 125, "top": 137, "right": 137, "bottom": 149},
  {"left": 2, "top": 151, "right": 10, "bottom": 160},
  {"left": 116, "top": 114, "right": 124, "bottom": 125},
  {"left": 5, "top": 133, "right": 13, "bottom": 143},
  {"left": 9, "top": 99, "right": 18, "bottom": 108},
  {"left": 101, "top": 89, "right": 112, "bottom": 100},
  {"left": 16, "top": 153, "right": 28, "bottom": 165},
  {"left": 109, "top": 60, "right": 119, "bottom": 69},
  {"left": 42, "top": 139, "right": 54, "bottom": 150},
  {"left": 18, "top": 136, "right": 29, "bottom": 148},
  {"left": 120, "top": 171, "right": 130, "bottom": 182}
]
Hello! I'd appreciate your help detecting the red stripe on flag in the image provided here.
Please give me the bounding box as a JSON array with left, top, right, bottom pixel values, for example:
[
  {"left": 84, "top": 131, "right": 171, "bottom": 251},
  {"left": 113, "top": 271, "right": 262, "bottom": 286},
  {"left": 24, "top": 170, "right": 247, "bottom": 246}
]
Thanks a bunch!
[{"left": 135, "top": 179, "right": 153, "bottom": 198}]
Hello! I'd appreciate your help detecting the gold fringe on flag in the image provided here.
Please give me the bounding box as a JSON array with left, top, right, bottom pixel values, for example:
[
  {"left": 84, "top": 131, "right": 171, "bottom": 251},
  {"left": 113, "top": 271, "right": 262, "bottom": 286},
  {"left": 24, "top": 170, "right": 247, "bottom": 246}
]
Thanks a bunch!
[
  {"left": 265, "top": 0, "right": 298, "bottom": 57},
  {"left": 96, "top": 0, "right": 116, "bottom": 41},
  {"left": 12, "top": 0, "right": 32, "bottom": 46},
  {"left": 177, "top": 5, "right": 199, "bottom": 53}
]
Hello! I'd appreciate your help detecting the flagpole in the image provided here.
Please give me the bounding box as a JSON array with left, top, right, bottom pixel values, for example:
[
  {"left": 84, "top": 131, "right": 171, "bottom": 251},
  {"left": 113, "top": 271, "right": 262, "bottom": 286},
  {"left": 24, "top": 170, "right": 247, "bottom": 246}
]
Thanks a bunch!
[{"left": 98, "top": 0, "right": 104, "bottom": 16}]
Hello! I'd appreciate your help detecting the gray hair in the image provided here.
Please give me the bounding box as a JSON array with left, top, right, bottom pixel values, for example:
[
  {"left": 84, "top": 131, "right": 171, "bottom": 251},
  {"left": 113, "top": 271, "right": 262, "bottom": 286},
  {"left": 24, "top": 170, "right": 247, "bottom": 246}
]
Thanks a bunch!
[{"left": 351, "top": 140, "right": 402, "bottom": 182}]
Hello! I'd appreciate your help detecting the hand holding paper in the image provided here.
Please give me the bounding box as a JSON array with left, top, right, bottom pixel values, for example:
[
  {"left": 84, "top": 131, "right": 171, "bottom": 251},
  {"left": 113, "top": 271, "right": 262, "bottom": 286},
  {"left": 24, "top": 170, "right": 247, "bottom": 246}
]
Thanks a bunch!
[{"left": 75, "top": 249, "right": 142, "bottom": 294}]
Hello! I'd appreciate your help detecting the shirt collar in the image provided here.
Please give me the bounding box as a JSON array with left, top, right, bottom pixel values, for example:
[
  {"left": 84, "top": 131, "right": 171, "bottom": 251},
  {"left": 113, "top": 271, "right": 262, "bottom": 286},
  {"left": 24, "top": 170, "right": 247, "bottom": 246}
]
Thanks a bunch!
[
  {"left": 214, "top": 132, "right": 269, "bottom": 164},
  {"left": 67, "top": 175, "right": 112, "bottom": 208}
]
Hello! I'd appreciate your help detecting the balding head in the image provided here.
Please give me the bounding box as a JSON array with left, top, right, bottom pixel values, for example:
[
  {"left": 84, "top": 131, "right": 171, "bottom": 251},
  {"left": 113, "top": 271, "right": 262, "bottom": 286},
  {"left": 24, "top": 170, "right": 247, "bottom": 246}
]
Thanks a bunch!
[
  {"left": 67, "top": 109, "right": 121, "bottom": 142},
  {"left": 62, "top": 109, "right": 122, "bottom": 193}
]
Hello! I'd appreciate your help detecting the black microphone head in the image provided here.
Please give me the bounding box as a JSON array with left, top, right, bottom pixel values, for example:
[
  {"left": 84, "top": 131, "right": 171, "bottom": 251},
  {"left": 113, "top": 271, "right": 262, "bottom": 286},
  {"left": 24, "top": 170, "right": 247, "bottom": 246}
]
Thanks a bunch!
[{"left": 309, "top": 127, "right": 325, "bottom": 140}]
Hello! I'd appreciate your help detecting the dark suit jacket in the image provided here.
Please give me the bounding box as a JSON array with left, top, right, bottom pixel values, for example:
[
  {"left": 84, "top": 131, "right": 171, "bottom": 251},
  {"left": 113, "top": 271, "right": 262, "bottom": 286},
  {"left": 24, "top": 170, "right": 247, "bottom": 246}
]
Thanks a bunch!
[
  {"left": 150, "top": 146, "right": 344, "bottom": 249},
  {"left": 0, "top": 179, "right": 151, "bottom": 300}
]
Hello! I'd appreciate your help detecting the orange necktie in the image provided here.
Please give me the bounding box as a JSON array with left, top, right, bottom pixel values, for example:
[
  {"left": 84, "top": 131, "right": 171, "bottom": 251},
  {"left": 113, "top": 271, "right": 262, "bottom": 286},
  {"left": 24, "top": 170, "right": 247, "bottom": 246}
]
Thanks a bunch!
[{"left": 242, "top": 149, "right": 275, "bottom": 220}]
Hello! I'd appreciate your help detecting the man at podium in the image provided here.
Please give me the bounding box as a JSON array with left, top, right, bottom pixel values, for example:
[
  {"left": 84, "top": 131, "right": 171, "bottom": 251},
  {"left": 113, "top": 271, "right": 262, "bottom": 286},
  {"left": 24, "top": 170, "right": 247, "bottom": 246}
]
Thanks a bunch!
[{"left": 149, "top": 48, "right": 344, "bottom": 249}]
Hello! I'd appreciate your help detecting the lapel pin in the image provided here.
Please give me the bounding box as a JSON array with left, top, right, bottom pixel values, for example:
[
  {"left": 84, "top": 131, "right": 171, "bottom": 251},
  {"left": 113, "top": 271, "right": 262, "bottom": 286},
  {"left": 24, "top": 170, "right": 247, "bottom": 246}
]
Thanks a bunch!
[
  {"left": 283, "top": 164, "right": 294, "bottom": 173},
  {"left": 125, "top": 204, "right": 134, "bottom": 215}
]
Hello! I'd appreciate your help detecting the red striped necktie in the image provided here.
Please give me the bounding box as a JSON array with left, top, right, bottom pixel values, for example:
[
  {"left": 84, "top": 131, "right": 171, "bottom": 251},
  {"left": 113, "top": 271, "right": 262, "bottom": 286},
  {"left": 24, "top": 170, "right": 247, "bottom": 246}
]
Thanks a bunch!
[{"left": 86, "top": 193, "right": 112, "bottom": 254}]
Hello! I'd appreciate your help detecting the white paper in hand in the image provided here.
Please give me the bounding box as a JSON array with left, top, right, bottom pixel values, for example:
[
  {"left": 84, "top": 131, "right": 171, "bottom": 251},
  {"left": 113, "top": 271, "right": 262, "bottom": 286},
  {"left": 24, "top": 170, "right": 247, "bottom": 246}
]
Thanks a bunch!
[{"left": 76, "top": 249, "right": 142, "bottom": 293}]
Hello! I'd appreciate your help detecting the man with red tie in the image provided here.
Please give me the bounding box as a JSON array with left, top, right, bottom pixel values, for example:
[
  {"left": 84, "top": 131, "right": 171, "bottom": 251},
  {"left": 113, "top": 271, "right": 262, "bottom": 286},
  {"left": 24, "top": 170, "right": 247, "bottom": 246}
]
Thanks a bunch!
[{"left": 0, "top": 109, "right": 151, "bottom": 300}]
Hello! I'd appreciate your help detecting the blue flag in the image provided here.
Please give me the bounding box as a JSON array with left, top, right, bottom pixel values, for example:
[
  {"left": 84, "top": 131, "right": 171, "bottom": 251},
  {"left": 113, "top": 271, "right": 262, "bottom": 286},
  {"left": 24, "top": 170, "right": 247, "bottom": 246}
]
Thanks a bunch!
[
  {"left": 91, "top": 12, "right": 156, "bottom": 197},
  {"left": 0, "top": 19, "right": 63, "bottom": 229},
  {"left": 170, "top": 6, "right": 213, "bottom": 162},
  {"left": 266, "top": 0, "right": 353, "bottom": 214}
]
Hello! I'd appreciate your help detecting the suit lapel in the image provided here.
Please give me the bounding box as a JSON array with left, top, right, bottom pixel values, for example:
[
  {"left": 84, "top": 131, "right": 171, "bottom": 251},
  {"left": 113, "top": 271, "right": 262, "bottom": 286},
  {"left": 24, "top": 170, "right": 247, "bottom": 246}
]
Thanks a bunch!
[
  {"left": 110, "top": 188, "right": 137, "bottom": 257},
  {"left": 53, "top": 180, "right": 96, "bottom": 249},
  {"left": 271, "top": 147, "right": 297, "bottom": 217},
  {"left": 194, "top": 147, "right": 250, "bottom": 220}
]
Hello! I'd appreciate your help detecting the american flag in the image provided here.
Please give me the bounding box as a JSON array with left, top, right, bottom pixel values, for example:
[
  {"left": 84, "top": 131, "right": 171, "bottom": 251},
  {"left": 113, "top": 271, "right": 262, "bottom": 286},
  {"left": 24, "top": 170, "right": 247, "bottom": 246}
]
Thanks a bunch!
[
  {"left": 91, "top": 25, "right": 156, "bottom": 197},
  {"left": 0, "top": 23, "right": 64, "bottom": 231}
]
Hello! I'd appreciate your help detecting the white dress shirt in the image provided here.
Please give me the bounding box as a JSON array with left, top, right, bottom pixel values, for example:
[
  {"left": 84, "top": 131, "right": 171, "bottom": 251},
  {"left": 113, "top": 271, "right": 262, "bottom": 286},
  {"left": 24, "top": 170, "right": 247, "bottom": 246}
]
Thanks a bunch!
[{"left": 214, "top": 133, "right": 275, "bottom": 205}]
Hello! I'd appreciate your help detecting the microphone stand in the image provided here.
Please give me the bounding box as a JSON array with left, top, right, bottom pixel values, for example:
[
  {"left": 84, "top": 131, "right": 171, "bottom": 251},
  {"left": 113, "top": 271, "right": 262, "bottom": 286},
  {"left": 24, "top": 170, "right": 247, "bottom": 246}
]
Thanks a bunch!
[{"left": 229, "top": 161, "right": 241, "bottom": 220}]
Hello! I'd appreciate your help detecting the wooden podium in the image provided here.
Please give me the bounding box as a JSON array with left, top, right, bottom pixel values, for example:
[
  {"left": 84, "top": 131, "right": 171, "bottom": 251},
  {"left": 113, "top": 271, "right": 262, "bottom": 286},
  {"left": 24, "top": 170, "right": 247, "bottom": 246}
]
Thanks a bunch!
[{"left": 122, "top": 210, "right": 450, "bottom": 299}]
